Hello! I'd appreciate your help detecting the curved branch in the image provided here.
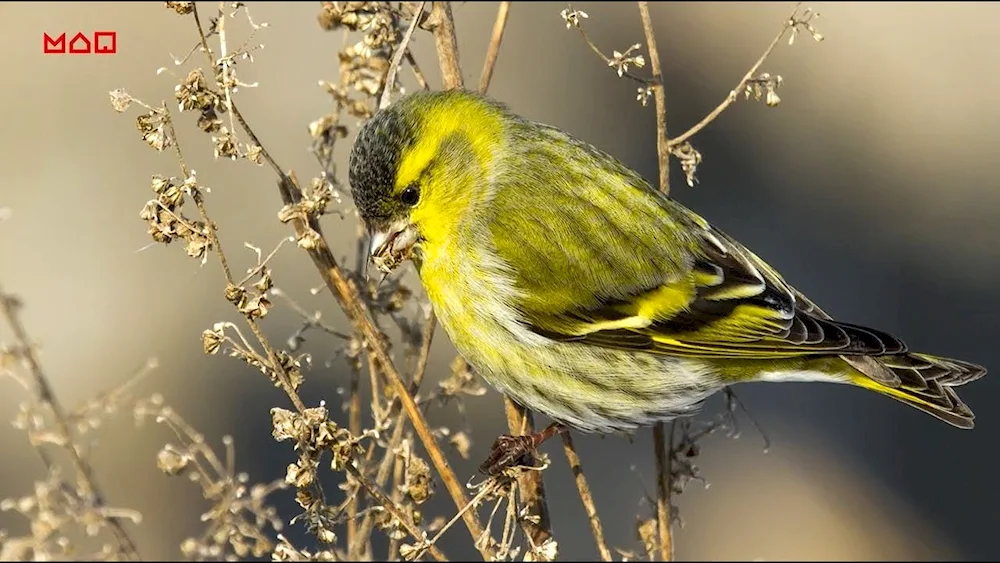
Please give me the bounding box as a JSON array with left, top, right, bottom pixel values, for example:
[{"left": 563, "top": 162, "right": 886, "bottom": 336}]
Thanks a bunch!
[{"left": 668, "top": 3, "right": 807, "bottom": 148}]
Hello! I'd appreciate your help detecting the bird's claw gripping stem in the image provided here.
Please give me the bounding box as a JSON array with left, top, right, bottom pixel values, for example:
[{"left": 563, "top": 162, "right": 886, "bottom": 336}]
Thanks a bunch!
[{"left": 478, "top": 422, "right": 568, "bottom": 476}]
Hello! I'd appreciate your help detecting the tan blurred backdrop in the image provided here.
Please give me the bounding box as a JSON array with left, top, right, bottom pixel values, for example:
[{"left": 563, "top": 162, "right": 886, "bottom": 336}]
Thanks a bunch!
[{"left": 2, "top": 2, "right": 999, "bottom": 560}]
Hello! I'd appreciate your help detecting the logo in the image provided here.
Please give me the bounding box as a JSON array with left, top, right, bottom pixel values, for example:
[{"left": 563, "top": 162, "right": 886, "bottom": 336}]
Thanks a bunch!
[{"left": 43, "top": 31, "right": 117, "bottom": 54}]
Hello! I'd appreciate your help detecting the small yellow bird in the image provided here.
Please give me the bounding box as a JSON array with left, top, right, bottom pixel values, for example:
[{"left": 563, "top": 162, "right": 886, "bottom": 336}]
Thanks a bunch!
[{"left": 348, "top": 89, "right": 985, "bottom": 471}]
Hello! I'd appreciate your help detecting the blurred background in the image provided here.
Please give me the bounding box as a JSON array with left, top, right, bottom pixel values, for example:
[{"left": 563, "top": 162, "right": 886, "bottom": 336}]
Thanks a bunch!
[{"left": 2, "top": 1, "right": 999, "bottom": 560}]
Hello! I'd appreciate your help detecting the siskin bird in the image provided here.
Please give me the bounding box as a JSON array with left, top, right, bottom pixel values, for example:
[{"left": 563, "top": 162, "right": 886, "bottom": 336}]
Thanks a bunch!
[{"left": 347, "top": 88, "right": 986, "bottom": 470}]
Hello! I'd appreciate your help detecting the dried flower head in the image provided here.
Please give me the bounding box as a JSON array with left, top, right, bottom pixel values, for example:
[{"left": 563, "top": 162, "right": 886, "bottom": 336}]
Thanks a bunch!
[
  {"left": 609, "top": 43, "right": 646, "bottom": 77},
  {"left": 789, "top": 8, "right": 824, "bottom": 45},
  {"left": 108, "top": 89, "right": 133, "bottom": 113},
  {"left": 671, "top": 141, "right": 703, "bottom": 188},
  {"left": 560, "top": 7, "right": 589, "bottom": 29},
  {"left": 165, "top": 1, "right": 194, "bottom": 15},
  {"left": 636, "top": 86, "right": 653, "bottom": 107},
  {"left": 744, "top": 72, "right": 784, "bottom": 107},
  {"left": 135, "top": 107, "right": 174, "bottom": 152},
  {"left": 403, "top": 455, "right": 433, "bottom": 504}
]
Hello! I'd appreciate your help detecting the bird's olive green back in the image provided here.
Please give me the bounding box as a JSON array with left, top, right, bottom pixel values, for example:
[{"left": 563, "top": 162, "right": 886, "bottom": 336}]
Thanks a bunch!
[{"left": 487, "top": 121, "right": 696, "bottom": 318}]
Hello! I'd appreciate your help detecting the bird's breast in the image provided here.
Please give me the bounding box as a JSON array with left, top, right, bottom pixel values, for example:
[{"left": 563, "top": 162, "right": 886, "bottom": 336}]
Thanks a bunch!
[{"left": 416, "top": 238, "right": 534, "bottom": 371}]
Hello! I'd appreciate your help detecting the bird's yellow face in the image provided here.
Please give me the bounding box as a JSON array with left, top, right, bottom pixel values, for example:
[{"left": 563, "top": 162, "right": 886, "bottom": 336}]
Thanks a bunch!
[{"left": 348, "top": 90, "right": 506, "bottom": 276}]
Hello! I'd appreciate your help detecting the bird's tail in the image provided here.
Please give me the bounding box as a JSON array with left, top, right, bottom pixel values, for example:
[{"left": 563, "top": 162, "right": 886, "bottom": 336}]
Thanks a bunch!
[{"left": 848, "top": 353, "right": 986, "bottom": 429}]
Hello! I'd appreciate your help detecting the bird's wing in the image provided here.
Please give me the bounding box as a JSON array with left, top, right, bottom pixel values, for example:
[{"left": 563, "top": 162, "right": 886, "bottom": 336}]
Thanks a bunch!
[
  {"left": 529, "top": 223, "right": 906, "bottom": 359},
  {"left": 492, "top": 186, "right": 906, "bottom": 361}
]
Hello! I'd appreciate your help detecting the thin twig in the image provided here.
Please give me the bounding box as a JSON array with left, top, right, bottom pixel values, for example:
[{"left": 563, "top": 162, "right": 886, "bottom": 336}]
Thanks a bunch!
[
  {"left": 354, "top": 405, "right": 409, "bottom": 543},
  {"left": 637, "top": 5, "right": 675, "bottom": 558},
  {"left": 352, "top": 307, "right": 433, "bottom": 545},
  {"left": 181, "top": 14, "right": 310, "bottom": 415},
  {"left": 411, "top": 480, "right": 501, "bottom": 562},
  {"left": 560, "top": 432, "right": 612, "bottom": 561},
  {"left": 268, "top": 288, "right": 351, "bottom": 340},
  {"left": 668, "top": 3, "right": 805, "bottom": 149},
  {"left": 652, "top": 422, "right": 673, "bottom": 562},
  {"left": 386, "top": 453, "right": 406, "bottom": 560},
  {"left": 411, "top": 311, "right": 437, "bottom": 392},
  {"left": 191, "top": 183, "right": 309, "bottom": 416},
  {"left": 0, "top": 289, "right": 142, "bottom": 561},
  {"left": 405, "top": 51, "right": 430, "bottom": 90},
  {"left": 429, "top": 2, "right": 464, "bottom": 89},
  {"left": 380, "top": 1, "right": 426, "bottom": 110},
  {"left": 478, "top": 1, "right": 511, "bottom": 93},
  {"left": 638, "top": 1, "right": 669, "bottom": 194},
  {"left": 573, "top": 22, "right": 651, "bottom": 85},
  {"left": 345, "top": 463, "right": 449, "bottom": 562},
  {"left": 346, "top": 363, "right": 362, "bottom": 555}
]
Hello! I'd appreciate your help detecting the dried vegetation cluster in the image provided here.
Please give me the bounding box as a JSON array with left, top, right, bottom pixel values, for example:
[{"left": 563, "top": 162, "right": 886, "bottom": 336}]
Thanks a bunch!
[{"left": 1, "top": 2, "right": 822, "bottom": 561}]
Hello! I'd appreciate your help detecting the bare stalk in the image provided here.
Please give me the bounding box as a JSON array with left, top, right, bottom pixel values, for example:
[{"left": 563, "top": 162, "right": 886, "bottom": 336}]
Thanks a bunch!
[
  {"left": 429, "top": 2, "right": 464, "bottom": 89},
  {"left": 638, "top": 1, "right": 669, "bottom": 194},
  {"left": 478, "top": 1, "right": 511, "bottom": 93},
  {"left": 636, "top": 4, "right": 675, "bottom": 558},
  {"left": 353, "top": 311, "right": 436, "bottom": 548},
  {"left": 411, "top": 311, "right": 437, "bottom": 391},
  {"left": 0, "top": 289, "right": 141, "bottom": 561},
  {"left": 345, "top": 463, "right": 449, "bottom": 561},
  {"left": 379, "top": 0, "right": 426, "bottom": 110},
  {"left": 560, "top": 432, "right": 612, "bottom": 561},
  {"left": 668, "top": 3, "right": 808, "bottom": 148},
  {"left": 346, "top": 363, "right": 362, "bottom": 553},
  {"left": 652, "top": 422, "right": 674, "bottom": 561}
]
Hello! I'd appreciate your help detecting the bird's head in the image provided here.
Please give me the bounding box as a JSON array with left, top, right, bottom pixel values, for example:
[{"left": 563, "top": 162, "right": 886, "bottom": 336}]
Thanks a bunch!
[{"left": 348, "top": 89, "right": 508, "bottom": 276}]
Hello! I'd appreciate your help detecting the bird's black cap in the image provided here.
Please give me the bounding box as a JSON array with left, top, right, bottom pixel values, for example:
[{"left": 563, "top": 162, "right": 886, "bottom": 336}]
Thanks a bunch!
[{"left": 348, "top": 103, "right": 417, "bottom": 231}]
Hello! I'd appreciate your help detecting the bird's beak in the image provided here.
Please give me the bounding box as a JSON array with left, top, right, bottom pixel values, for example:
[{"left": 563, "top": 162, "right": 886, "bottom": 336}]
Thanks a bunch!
[{"left": 368, "top": 220, "right": 418, "bottom": 281}]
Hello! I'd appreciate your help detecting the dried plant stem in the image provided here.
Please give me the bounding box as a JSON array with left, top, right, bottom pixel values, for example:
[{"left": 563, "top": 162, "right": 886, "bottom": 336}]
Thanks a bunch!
[
  {"left": 0, "top": 289, "right": 141, "bottom": 561},
  {"left": 345, "top": 463, "right": 449, "bottom": 562},
  {"left": 405, "top": 51, "right": 430, "bottom": 90},
  {"left": 355, "top": 405, "right": 409, "bottom": 543},
  {"left": 379, "top": 0, "right": 426, "bottom": 110},
  {"left": 559, "top": 432, "right": 612, "bottom": 561},
  {"left": 156, "top": 70, "right": 309, "bottom": 416},
  {"left": 353, "top": 311, "right": 435, "bottom": 549},
  {"left": 193, "top": 190, "right": 309, "bottom": 415},
  {"left": 478, "top": 1, "right": 511, "bottom": 93},
  {"left": 652, "top": 422, "right": 673, "bottom": 561},
  {"left": 638, "top": 1, "right": 669, "bottom": 194},
  {"left": 429, "top": 2, "right": 464, "bottom": 89},
  {"left": 190, "top": 6, "right": 490, "bottom": 556},
  {"left": 668, "top": 3, "right": 805, "bottom": 149},
  {"left": 637, "top": 5, "right": 676, "bottom": 558},
  {"left": 503, "top": 398, "right": 553, "bottom": 546},
  {"left": 366, "top": 349, "right": 387, "bottom": 420},
  {"left": 346, "top": 364, "right": 362, "bottom": 553},
  {"left": 411, "top": 311, "right": 437, "bottom": 391},
  {"left": 387, "top": 456, "right": 406, "bottom": 560},
  {"left": 573, "top": 22, "right": 650, "bottom": 85}
]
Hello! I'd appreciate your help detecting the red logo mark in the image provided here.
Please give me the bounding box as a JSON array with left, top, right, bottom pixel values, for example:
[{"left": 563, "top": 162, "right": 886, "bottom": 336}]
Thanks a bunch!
[{"left": 43, "top": 31, "right": 117, "bottom": 54}]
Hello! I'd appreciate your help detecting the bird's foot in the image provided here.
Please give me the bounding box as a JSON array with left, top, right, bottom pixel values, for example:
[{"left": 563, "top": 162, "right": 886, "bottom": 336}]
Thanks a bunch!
[{"left": 478, "top": 423, "right": 568, "bottom": 476}]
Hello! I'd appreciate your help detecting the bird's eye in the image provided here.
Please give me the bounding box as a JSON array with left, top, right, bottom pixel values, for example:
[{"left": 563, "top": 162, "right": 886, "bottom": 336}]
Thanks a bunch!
[{"left": 400, "top": 185, "right": 420, "bottom": 206}]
